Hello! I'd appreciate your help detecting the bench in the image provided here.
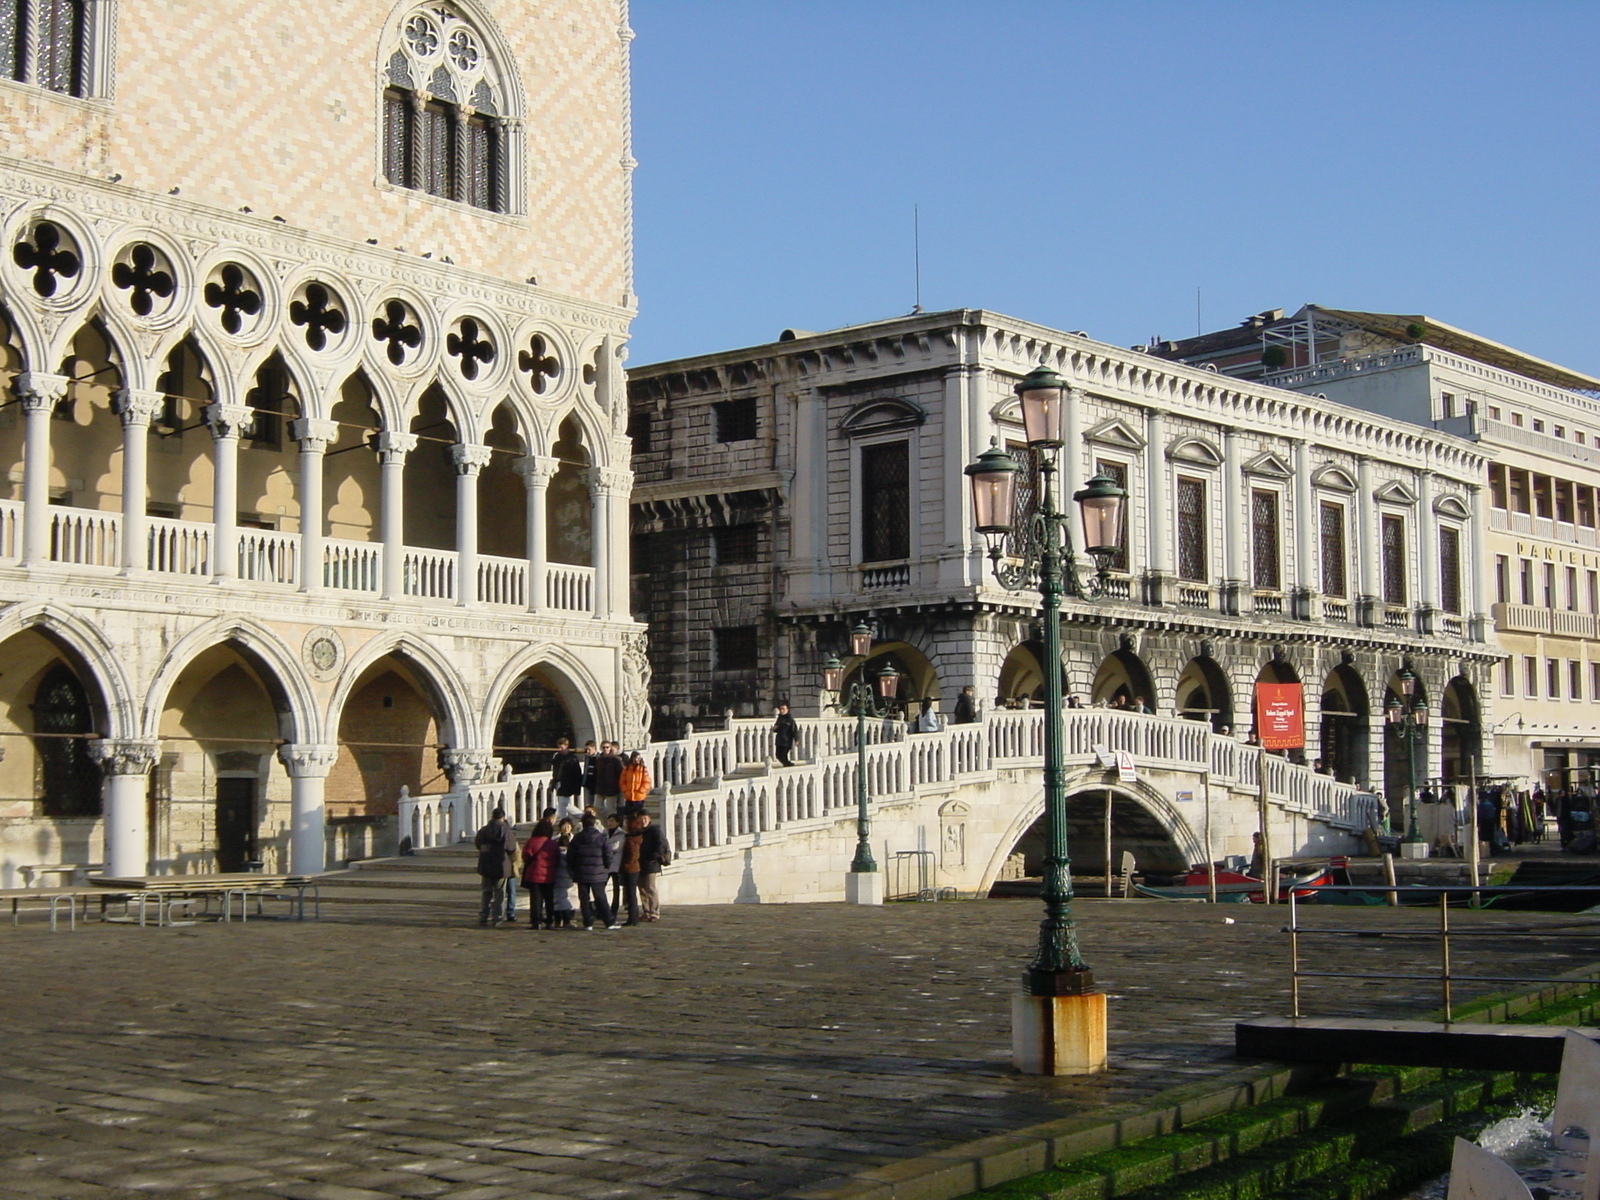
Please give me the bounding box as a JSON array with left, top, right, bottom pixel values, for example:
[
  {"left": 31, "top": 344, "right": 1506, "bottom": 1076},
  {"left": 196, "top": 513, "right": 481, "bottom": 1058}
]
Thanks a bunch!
[
  {"left": 0, "top": 887, "right": 133, "bottom": 931},
  {"left": 92, "top": 874, "right": 322, "bottom": 926}
]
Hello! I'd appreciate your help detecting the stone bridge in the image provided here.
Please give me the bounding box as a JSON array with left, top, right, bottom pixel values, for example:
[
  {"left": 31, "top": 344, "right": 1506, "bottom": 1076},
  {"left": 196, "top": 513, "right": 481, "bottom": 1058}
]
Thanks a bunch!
[{"left": 402, "top": 709, "right": 1373, "bottom": 904}]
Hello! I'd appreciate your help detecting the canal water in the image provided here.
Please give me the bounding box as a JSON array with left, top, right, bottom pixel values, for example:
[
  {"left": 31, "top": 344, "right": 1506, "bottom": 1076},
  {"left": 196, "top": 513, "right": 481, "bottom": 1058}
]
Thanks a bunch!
[{"left": 1402, "top": 1108, "right": 1588, "bottom": 1200}]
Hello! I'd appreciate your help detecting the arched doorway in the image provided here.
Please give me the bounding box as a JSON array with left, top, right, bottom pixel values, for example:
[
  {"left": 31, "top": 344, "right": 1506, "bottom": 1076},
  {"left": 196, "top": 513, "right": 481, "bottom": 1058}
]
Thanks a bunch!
[
  {"left": 33, "top": 664, "right": 103, "bottom": 817},
  {"left": 1175, "top": 656, "right": 1232, "bottom": 732},
  {"left": 493, "top": 668, "right": 580, "bottom": 774},
  {"left": 1441, "top": 676, "right": 1482, "bottom": 784},
  {"left": 159, "top": 643, "right": 296, "bottom": 872},
  {"left": 330, "top": 655, "right": 452, "bottom": 821},
  {"left": 1382, "top": 669, "right": 1430, "bottom": 807},
  {"left": 1091, "top": 647, "right": 1156, "bottom": 711},
  {"left": 842, "top": 640, "right": 938, "bottom": 721},
  {"left": 997, "top": 639, "right": 1065, "bottom": 709},
  {"left": 1319, "top": 663, "right": 1369, "bottom": 786}
]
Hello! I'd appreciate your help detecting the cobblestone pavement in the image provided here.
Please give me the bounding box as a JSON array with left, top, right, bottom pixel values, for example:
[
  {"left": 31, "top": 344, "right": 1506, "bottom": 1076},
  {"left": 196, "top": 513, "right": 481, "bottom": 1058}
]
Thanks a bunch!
[{"left": 1, "top": 896, "right": 1592, "bottom": 1200}]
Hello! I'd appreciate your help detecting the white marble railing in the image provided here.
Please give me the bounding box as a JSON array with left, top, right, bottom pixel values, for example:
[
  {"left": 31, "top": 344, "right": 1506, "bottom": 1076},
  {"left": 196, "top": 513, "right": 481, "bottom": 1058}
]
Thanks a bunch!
[
  {"left": 396, "top": 788, "right": 466, "bottom": 851},
  {"left": 147, "top": 516, "right": 211, "bottom": 575},
  {"left": 403, "top": 547, "right": 456, "bottom": 600},
  {"left": 546, "top": 564, "right": 594, "bottom": 612},
  {"left": 0, "top": 498, "right": 19, "bottom": 558},
  {"left": 237, "top": 529, "right": 297, "bottom": 585},
  {"left": 446, "top": 710, "right": 1363, "bottom": 867},
  {"left": 324, "top": 538, "right": 381, "bottom": 592},
  {"left": 478, "top": 554, "right": 527, "bottom": 607},
  {"left": 51, "top": 505, "right": 119, "bottom": 568}
]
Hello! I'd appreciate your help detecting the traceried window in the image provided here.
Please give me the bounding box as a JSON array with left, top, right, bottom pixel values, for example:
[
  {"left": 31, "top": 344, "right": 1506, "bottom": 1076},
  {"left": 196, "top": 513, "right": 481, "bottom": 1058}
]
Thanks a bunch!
[
  {"left": 1094, "top": 459, "right": 1128, "bottom": 572},
  {"left": 1, "top": 0, "right": 111, "bottom": 98},
  {"left": 1439, "top": 526, "right": 1462, "bottom": 614},
  {"left": 1320, "top": 502, "right": 1347, "bottom": 598},
  {"left": 381, "top": 5, "right": 520, "bottom": 213},
  {"left": 1250, "top": 489, "right": 1280, "bottom": 590},
  {"left": 34, "top": 664, "right": 101, "bottom": 817},
  {"left": 1176, "top": 477, "right": 1207, "bottom": 582},
  {"left": 861, "top": 441, "right": 909, "bottom": 563},
  {"left": 1381, "top": 514, "right": 1407, "bottom": 605}
]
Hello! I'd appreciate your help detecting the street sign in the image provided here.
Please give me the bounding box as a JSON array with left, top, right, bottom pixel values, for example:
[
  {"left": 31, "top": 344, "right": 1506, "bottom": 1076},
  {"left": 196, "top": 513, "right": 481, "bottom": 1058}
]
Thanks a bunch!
[
  {"left": 1175, "top": 790, "right": 1193, "bottom": 803},
  {"left": 1115, "top": 750, "right": 1137, "bottom": 781}
]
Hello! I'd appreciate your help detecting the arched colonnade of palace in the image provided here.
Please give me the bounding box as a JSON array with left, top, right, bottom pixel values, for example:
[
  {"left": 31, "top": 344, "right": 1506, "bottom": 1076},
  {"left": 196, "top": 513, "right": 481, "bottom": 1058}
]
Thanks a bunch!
[{"left": 0, "top": 605, "right": 615, "bottom": 885}]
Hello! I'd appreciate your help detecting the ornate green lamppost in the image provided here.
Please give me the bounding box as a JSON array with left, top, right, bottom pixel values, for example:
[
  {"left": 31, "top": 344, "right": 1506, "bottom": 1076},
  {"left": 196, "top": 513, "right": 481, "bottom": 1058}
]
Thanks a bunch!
[
  {"left": 1387, "top": 664, "right": 1429, "bottom": 850},
  {"left": 964, "top": 362, "right": 1127, "bottom": 1075},
  {"left": 824, "top": 624, "right": 901, "bottom": 904}
]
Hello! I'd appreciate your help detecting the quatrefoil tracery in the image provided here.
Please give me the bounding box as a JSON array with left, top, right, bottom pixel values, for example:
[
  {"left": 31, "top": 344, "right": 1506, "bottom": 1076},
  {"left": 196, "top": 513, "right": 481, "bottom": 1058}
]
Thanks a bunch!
[
  {"left": 518, "top": 334, "right": 560, "bottom": 395},
  {"left": 13, "top": 222, "right": 81, "bottom": 298},
  {"left": 203, "top": 264, "right": 263, "bottom": 335},
  {"left": 372, "top": 300, "right": 424, "bottom": 366},
  {"left": 289, "top": 283, "right": 348, "bottom": 352},
  {"left": 111, "top": 244, "right": 176, "bottom": 317},
  {"left": 447, "top": 317, "right": 494, "bottom": 381}
]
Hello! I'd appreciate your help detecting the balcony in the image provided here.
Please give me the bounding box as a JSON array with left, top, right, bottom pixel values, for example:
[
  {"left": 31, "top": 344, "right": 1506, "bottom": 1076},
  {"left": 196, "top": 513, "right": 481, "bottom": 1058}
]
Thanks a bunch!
[
  {"left": 4, "top": 501, "right": 596, "bottom": 615},
  {"left": 1491, "top": 602, "right": 1598, "bottom": 639}
]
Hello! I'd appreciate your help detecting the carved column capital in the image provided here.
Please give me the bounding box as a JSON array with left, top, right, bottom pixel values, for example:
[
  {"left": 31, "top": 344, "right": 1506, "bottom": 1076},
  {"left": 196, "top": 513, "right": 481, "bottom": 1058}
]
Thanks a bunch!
[
  {"left": 451, "top": 443, "right": 493, "bottom": 475},
  {"left": 112, "top": 388, "right": 165, "bottom": 428},
  {"left": 587, "top": 465, "right": 632, "bottom": 495},
  {"left": 514, "top": 454, "right": 560, "bottom": 487},
  {"left": 376, "top": 430, "right": 418, "bottom": 464},
  {"left": 205, "top": 402, "right": 253, "bottom": 439},
  {"left": 16, "top": 371, "right": 70, "bottom": 412},
  {"left": 277, "top": 743, "right": 339, "bottom": 778},
  {"left": 439, "top": 747, "right": 498, "bottom": 787},
  {"left": 89, "top": 738, "right": 162, "bottom": 776},
  {"left": 292, "top": 418, "right": 340, "bottom": 452}
]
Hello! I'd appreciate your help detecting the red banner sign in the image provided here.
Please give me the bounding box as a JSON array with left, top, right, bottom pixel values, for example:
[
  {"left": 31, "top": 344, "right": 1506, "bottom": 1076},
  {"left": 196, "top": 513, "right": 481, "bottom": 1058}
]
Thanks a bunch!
[{"left": 1254, "top": 682, "right": 1304, "bottom": 750}]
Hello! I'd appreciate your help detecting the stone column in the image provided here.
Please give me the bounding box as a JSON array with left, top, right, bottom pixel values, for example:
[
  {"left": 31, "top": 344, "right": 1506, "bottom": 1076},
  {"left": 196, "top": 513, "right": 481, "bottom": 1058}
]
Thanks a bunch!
[
  {"left": 1356, "top": 456, "right": 1378, "bottom": 624},
  {"left": 1291, "top": 438, "right": 1318, "bottom": 619},
  {"left": 1063, "top": 386, "right": 1085, "bottom": 564},
  {"left": 377, "top": 431, "right": 417, "bottom": 599},
  {"left": 1468, "top": 482, "right": 1492, "bottom": 641},
  {"left": 1143, "top": 408, "right": 1171, "bottom": 604},
  {"left": 1220, "top": 428, "right": 1244, "bottom": 615},
  {"left": 515, "top": 454, "right": 558, "bottom": 613},
  {"left": 279, "top": 743, "right": 338, "bottom": 875},
  {"left": 440, "top": 748, "right": 499, "bottom": 842},
  {"left": 113, "top": 388, "right": 163, "bottom": 575},
  {"left": 452, "top": 443, "right": 491, "bottom": 607},
  {"left": 16, "top": 372, "right": 68, "bottom": 566},
  {"left": 205, "top": 402, "right": 252, "bottom": 582},
  {"left": 90, "top": 738, "right": 161, "bottom": 878},
  {"left": 1417, "top": 470, "right": 1438, "bottom": 631},
  {"left": 292, "top": 418, "right": 338, "bottom": 593},
  {"left": 588, "top": 465, "right": 631, "bottom": 620}
]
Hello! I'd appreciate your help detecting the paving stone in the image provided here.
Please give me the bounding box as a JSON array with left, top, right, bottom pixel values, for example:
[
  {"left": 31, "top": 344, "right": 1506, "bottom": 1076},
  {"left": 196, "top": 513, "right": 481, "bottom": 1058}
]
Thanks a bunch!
[{"left": 0, "top": 899, "right": 1587, "bottom": 1199}]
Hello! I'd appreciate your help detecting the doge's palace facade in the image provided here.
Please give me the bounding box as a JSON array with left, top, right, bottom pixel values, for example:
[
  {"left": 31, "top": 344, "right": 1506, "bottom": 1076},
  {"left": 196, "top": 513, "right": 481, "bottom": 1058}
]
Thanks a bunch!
[{"left": 0, "top": 0, "right": 642, "bottom": 882}]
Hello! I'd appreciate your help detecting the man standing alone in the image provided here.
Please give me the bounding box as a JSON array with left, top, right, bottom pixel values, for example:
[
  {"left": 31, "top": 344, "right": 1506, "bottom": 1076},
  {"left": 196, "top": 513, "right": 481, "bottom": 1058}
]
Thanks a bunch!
[
  {"left": 634, "top": 809, "right": 673, "bottom": 922},
  {"left": 474, "top": 807, "right": 518, "bottom": 927},
  {"left": 772, "top": 703, "right": 799, "bottom": 767}
]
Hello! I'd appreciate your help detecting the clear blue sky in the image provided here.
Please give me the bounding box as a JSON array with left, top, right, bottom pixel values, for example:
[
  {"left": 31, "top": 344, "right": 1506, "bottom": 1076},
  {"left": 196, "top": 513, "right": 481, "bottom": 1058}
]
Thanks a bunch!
[{"left": 627, "top": 2, "right": 1600, "bottom": 375}]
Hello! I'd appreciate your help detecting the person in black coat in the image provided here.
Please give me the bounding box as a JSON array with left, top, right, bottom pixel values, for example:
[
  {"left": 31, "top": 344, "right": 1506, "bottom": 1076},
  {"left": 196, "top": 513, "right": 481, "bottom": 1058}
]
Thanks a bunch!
[
  {"left": 473, "top": 807, "right": 518, "bottom": 927},
  {"left": 634, "top": 810, "right": 672, "bottom": 921},
  {"left": 952, "top": 685, "right": 977, "bottom": 724},
  {"left": 566, "top": 813, "right": 616, "bottom": 929},
  {"left": 772, "top": 703, "right": 799, "bottom": 767}
]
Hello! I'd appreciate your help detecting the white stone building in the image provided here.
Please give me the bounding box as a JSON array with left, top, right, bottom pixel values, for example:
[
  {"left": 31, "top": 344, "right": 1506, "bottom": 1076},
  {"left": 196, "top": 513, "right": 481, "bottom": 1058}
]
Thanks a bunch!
[
  {"left": 1157, "top": 305, "right": 1600, "bottom": 791},
  {"left": 628, "top": 309, "right": 1497, "bottom": 845},
  {"left": 0, "top": 0, "right": 643, "bottom": 884}
]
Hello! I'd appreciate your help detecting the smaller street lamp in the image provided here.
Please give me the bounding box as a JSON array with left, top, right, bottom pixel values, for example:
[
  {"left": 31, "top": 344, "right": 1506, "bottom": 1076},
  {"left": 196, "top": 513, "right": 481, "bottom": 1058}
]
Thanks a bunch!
[
  {"left": 824, "top": 622, "right": 901, "bottom": 904},
  {"left": 1387, "top": 664, "right": 1429, "bottom": 848}
]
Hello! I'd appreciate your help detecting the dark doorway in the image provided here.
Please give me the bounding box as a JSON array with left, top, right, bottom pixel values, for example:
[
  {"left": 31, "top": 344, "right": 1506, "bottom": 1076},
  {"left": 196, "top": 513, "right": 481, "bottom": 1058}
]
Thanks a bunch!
[
  {"left": 493, "top": 671, "right": 575, "bottom": 774},
  {"left": 33, "top": 664, "right": 102, "bottom": 817},
  {"left": 216, "top": 778, "right": 255, "bottom": 872}
]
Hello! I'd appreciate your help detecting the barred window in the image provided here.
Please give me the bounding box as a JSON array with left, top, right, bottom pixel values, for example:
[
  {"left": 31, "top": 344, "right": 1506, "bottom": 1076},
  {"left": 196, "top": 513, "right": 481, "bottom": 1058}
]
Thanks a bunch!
[
  {"left": 1004, "top": 440, "right": 1041, "bottom": 564},
  {"left": 713, "top": 524, "right": 759, "bottom": 565},
  {"left": 1251, "top": 490, "right": 1280, "bottom": 590},
  {"left": 1, "top": 0, "right": 108, "bottom": 98},
  {"left": 861, "top": 441, "right": 909, "bottom": 562},
  {"left": 1438, "top": 526, "right": 1462, "bottom": 614},
  {"left": 1381, "top": 515, "right": 1407, "bottom": 605},
  {"left": 1320, "top": 501, "right": 1347, "bottom": 598},
  {"left": 1176, "top": 477, "right": 1207, "bottom": 582},
  {"left": 714, "top": 397, "right": 757, "bottom": 443},
  {"left": 713, "top": 626, "right": 759, "bottom": 672},
  {"left": 1094, "top": 459, "right": 1128, "bottom": 571},
  {"left": 381, "top": 5, "right": 516, "bottom": 214}
]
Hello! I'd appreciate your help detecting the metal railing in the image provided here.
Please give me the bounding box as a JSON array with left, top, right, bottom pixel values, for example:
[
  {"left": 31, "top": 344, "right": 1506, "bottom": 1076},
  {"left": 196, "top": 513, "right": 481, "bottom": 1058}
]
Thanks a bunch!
[{"left": 1285, "top": 885, "right": 1600, "bottom": 1021}]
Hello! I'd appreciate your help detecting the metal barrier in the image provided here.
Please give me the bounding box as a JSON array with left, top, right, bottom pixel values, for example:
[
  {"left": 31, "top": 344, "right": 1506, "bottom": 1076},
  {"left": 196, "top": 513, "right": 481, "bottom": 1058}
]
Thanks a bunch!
[{"left": 1285, "top": 885, "right": 1600, "bottom": 1021}]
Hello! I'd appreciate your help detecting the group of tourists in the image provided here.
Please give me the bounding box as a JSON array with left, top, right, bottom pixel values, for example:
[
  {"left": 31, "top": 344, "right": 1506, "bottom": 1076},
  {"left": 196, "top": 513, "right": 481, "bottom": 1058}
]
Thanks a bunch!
[{"left": 472, "top": 736, "right": 672, "bottom": 928}]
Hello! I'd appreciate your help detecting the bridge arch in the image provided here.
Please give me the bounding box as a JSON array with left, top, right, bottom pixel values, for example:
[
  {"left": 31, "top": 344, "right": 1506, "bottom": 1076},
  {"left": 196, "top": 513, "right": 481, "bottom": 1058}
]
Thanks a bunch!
[
  {"left": 981, "top": 772, "right": 1206, "bottom": 893},
  {"left": 1176, "top": 655, "right": 1232, "bottom": 732},
  {"left": 1091, "top": 647, "right": 1155, "bottom": 712},
  {"left": 1319, "top": 662, "right": 1370, "bottom": 786}
]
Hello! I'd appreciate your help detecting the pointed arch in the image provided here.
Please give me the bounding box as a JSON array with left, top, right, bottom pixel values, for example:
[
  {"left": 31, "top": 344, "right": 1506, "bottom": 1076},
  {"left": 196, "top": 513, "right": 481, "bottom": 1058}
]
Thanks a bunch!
[
  {"left": 326, "top": 632, "right": 473, "bottom": 750},
  {"left": 0, "top": 602, "right": 136, "bottom": 737},
  {"left": 481, "top": 641, "right": 610, "bottom": 750},
  {"left": 144, "top": 618, "right": 320, "bottom": 745}
]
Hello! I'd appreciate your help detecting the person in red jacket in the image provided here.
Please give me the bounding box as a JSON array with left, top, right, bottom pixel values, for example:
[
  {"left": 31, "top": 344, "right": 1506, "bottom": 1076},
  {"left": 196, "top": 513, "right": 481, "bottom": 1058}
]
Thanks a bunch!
[{"left": 519, "top": 818, "right": 559, "bottom": 929}]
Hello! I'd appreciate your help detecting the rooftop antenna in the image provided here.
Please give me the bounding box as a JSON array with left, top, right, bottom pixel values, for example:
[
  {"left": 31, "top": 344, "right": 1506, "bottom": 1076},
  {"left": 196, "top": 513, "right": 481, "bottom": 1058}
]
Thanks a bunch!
[{"left": 912, "top": 204, "right": 922, "bottom": 314}]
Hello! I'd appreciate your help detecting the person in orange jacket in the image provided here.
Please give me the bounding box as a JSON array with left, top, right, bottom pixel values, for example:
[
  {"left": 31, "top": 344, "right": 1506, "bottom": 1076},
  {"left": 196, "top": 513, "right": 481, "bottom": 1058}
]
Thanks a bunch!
[{"left": 620, "top": 751, "right": 652, "bottom": 807}]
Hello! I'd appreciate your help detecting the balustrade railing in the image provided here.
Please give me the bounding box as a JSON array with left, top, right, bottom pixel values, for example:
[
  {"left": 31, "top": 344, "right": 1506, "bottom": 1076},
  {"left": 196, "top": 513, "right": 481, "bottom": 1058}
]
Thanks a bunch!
[
  {"left": 0, "top": 498, "right": 18, "bottom": 560},
  {"left": 545, "top": 564, "right": 594, "bottom": 613},
  {"left": 403, "top": 547, "right": 456, "bottom": 600},
  {"left": 237, "top": 529, "right": 297, "bottom": 585},
  {"left": 478, "top": 555, "right": 527, "bottom": 607},
  {"left": 324, "top": 539, "right": 381, "bottom": 592},
  {"left": 51, "top": 506, "right": 119, "bottom": 568},
  {"left": 147, "top": 516, "right": 210, "bottom": 575}
]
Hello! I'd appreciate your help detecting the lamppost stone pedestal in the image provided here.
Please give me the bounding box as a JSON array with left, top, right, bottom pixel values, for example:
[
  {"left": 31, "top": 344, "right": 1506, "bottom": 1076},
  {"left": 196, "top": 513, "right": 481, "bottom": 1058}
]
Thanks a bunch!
[
  {"left": 1013, "top": 992, "right": 1108, "bottom": 1075},
  {"left": 845, "top": 870, "right": 884, "bottom": 906}
]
